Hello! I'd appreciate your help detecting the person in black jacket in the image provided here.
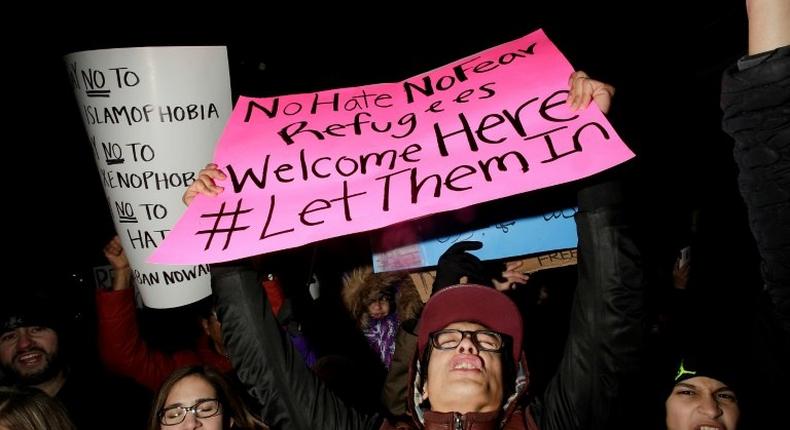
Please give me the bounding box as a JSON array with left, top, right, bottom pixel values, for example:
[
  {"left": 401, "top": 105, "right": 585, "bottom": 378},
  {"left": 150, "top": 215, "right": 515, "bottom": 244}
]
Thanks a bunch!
[
  {"left": 663, "top": 2, "right": 788, "bottom": 429},
  {"left": 0, "top": 291, "right": 150, "bottom": 430},
  {"left": 187, "top": 70, "right": 647, "bottom": 430}
]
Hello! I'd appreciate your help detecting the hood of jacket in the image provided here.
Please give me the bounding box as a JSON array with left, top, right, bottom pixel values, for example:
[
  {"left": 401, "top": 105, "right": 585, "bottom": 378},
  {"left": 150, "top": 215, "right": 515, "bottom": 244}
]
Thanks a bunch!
[{"left": 342, "top": 266, "right": 423, "bottom": 327}]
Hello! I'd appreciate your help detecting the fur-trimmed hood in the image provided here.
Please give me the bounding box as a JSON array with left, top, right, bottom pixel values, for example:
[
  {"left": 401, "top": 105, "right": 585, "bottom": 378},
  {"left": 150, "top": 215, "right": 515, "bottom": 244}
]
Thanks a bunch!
[{"left": 341, "top": 266, "right": 423, "bottom": 327}]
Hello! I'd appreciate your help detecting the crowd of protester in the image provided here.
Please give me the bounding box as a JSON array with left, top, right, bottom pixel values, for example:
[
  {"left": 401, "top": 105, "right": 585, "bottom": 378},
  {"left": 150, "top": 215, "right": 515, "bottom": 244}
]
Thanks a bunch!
[{"left": 3, "top": 2, "right": 786, "bottom": 428}]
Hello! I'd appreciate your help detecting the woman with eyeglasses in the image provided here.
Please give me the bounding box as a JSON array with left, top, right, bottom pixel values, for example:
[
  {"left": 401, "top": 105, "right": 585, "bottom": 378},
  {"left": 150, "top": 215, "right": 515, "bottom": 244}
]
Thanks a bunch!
[{"left": 148, "top": 365, "right": 267, "bottom": 430}]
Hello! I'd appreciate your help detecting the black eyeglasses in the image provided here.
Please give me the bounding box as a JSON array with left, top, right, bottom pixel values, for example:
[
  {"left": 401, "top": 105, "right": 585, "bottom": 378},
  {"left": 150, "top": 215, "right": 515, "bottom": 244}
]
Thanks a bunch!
[
  {"left": 430, "top": 329, "right": 505, "bottom": 352},
  {"left": 159, "top": 398, "right": 221, "bottom": 426}
]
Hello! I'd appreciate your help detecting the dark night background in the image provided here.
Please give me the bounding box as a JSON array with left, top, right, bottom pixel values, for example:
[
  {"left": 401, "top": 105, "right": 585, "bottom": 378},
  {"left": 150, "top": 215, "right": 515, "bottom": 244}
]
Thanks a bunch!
[
  {"left": 12, "top": 0, "right": 757, "bottom": 330},
  {"left": 18, "top": 0, "right": 750, "bottom": 277}
]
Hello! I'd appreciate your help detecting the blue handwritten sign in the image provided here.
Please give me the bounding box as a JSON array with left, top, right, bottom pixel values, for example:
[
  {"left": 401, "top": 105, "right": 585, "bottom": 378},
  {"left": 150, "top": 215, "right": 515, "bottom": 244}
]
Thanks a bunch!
[{"left": 372, "top": 208, "right": 578, "bottom": 272}]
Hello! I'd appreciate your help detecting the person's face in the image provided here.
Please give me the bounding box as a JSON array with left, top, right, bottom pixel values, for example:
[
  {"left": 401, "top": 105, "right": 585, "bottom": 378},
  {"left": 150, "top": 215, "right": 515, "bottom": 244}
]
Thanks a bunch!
[
  {"left": 423, "top": 321, "right": 503, "bottom": 413},
  {"left": 162, "top": 375, "right": 224, "bottom": 430},
  {"left": 0, "top": 326, "right": 61, "bottom": 384},
  {"left": 665, "top": 376, "right": 739, "bottom": 430},
  {"left": 367, "top": 298, "right": 390, "bottom": 320}
]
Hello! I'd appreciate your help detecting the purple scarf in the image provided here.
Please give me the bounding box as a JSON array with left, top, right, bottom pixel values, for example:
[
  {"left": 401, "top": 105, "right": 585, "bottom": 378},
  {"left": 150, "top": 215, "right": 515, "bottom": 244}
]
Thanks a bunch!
[{"left": 363, "top": 312, "right": 399, "bottom": 368}]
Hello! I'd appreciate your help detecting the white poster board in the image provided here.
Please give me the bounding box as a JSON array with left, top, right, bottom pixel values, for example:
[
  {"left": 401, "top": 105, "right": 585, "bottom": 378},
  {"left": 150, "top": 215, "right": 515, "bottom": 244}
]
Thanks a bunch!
[{"left": 65, "top": 46, "right": 232, "bottom": 308}]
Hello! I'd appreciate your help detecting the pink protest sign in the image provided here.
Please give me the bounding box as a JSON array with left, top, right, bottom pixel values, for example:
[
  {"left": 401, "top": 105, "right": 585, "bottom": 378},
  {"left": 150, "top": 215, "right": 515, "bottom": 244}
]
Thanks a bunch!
[{"left": 151, "top": 29, "right": 634, "bottom": 264}]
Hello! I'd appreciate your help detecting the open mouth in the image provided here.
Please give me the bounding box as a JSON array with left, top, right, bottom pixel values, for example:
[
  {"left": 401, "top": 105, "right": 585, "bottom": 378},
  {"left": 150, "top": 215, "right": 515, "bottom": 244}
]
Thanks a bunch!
[
  {"left": 450, "top": 355, "right": 483, "bottom": 371},
  {"left": 15, "top": 351, "right": 44, "bottom": 368},
  {"left": 696, "top": 424, "right": 724, "bottom": 430}
]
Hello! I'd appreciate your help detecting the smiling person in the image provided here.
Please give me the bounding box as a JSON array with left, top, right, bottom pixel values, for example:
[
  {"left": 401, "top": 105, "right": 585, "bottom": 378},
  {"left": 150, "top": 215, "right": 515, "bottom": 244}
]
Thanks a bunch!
[
  {"left": 0, "top": 302, "right": 66, "bottom": 399},
  {"left": 0, "top": 291, "right": 149, "bottom": 430},
  {"left": 149, "top": 365, "right": 267, "bottom": 430}
]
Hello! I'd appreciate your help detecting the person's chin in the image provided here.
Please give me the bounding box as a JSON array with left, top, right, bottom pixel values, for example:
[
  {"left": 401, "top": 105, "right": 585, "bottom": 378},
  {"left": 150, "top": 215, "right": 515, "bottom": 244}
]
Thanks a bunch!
[
  {"left": 441, "top": 381, "right": 492, "bottom": 409},
  {"left": 14, "top": 363, "right": 48, "bottom": 378},
  {"left": 445, "top": 373, "right": 488, "bottom": 391}
]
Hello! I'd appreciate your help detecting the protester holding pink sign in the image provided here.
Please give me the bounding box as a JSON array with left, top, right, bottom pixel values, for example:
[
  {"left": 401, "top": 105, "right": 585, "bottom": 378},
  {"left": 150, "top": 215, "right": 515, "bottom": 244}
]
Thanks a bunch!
[{"left": 201, "top": 62, "right": 646, "bottom": 430}]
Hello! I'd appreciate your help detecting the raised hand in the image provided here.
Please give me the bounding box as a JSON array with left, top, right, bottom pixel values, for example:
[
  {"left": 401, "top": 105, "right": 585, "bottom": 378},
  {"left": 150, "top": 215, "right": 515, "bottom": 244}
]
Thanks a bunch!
[
  {"left": 493, "top": 260, "right": 530, "bottom": 292},
  {"left": 566, "top": 70, "right": 615, "bottom": 114},
  {"left": 182, "top": 163, "right": 227, "bottom": 206},
  {"left": 103, "top": 235, "right": 132, "bottom": 291},
  {"left": 103, "top": 235, "right": 129, "bottom": 271}
]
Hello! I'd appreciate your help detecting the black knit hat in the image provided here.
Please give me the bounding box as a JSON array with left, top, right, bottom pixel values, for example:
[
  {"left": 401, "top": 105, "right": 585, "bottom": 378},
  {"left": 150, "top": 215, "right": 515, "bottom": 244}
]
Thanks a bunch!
[
  {"left": 0, "top": 292, "right": 64, "bottom": 335},
  {"left": 672, "top": 354, "right": 739, "bottom": 393}
]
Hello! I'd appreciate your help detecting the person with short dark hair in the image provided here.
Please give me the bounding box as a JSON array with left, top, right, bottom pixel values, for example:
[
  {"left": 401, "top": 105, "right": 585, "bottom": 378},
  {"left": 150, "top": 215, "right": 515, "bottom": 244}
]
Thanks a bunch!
[
  {"left": 0, "top": 300, "right": 66, "bottom": 398},
  {"left": 0, "top": 290, "right": 149, "bottom": 430}
]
